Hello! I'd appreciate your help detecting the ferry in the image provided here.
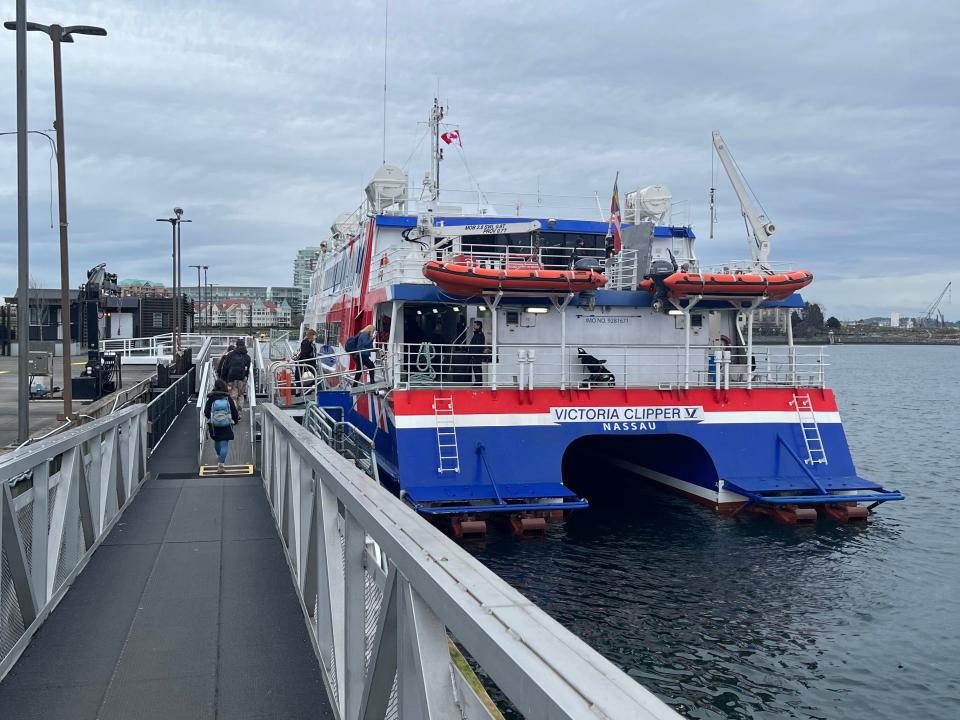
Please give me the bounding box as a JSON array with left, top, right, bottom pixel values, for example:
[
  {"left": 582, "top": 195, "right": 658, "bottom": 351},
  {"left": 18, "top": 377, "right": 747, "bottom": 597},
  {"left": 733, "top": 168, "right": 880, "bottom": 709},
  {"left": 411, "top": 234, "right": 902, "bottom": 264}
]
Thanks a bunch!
[{"left": 292, "top": 101, "right": 903, "bottom": 531}]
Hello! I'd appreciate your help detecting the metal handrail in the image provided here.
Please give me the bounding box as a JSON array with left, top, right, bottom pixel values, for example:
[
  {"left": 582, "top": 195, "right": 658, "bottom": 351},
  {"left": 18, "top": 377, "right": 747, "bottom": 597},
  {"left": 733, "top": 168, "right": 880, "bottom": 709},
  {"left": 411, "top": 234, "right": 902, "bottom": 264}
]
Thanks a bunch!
[
  {"left": 385, "top": 341, "right": 827, "bottom": 391},
  {"left": 1, "top": 406, "right": 149, "bottom": 678},
  {"left": 259, "top": 404, "right": 680, "bottom": 719}
]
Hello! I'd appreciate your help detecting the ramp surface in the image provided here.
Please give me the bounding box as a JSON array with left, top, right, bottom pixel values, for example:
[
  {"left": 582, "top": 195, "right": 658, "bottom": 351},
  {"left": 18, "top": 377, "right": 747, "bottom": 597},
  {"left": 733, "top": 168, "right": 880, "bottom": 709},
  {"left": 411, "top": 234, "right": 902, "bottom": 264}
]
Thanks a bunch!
[{"left": 0, "top": 408, "right": 332, "bottom": 719}]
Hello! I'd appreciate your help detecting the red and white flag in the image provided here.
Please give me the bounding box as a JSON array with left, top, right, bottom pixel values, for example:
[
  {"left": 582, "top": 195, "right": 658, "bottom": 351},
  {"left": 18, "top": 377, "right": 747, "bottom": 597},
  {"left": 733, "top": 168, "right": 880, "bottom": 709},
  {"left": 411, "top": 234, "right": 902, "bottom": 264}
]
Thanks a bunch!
[
  {"left": 607, "top": 172, "right": 622, "bottom": 253},
  {"left": 440, "top": 129, "right": 461, "bottom": 146}
]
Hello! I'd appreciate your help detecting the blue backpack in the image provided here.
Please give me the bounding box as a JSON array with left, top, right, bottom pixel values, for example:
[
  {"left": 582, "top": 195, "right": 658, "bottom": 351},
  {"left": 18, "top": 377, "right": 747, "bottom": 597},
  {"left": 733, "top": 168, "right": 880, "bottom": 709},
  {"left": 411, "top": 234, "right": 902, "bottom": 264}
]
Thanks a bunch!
[{"left": 210, "top": 397, "right": 232, "bottom": 427}]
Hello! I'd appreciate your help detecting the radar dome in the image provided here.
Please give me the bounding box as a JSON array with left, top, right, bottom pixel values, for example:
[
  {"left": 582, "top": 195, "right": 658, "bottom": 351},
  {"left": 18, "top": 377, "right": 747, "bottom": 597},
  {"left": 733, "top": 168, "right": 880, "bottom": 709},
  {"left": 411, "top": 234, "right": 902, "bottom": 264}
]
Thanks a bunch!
[{"left": 365, "top": 164, "right": 408, "bottom": 211}]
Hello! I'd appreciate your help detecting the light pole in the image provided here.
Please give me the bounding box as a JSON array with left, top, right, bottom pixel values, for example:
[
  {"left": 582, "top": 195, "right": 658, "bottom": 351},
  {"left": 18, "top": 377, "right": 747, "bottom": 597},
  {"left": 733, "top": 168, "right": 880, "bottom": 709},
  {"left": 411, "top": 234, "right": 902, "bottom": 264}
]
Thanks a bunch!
[
  {"left": 11, "top": 2, "right": 29, "bottom": 442},
  {"left": 4, "top": 17, "right": 105, "bottom": 421},
  {"left": 188, "top": 264, "right": 205, "bottom": 333},
  {"left": 203, "top": 266, "right": 209, "bottom": 330},
  {"left": 155, "top": 209, "right": 190, "bottom": 354}
]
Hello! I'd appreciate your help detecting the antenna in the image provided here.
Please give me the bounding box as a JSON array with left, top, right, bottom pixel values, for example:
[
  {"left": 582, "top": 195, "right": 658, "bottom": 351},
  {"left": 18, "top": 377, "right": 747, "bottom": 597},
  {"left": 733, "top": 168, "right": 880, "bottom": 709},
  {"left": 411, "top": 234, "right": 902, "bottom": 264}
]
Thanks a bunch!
[{"left": 381, "top": 0, "right": 389, "bottom": 164}]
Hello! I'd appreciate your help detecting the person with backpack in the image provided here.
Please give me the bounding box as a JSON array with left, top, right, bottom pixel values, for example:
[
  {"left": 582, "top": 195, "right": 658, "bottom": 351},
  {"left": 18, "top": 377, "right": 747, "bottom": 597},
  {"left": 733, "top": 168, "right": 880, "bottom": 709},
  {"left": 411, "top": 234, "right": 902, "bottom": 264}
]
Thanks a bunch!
[
  {"left": 221, "top": 339, "right": 252, "bottom": 408},
  {"left": 346, "top": 324, "right": 376, "bottom": 384},
  {"left": 204, "top": 379, "right": 240, "bottom": 473},
  {"left": 217, "top": 345, "right": 234, "bottom": 380}
]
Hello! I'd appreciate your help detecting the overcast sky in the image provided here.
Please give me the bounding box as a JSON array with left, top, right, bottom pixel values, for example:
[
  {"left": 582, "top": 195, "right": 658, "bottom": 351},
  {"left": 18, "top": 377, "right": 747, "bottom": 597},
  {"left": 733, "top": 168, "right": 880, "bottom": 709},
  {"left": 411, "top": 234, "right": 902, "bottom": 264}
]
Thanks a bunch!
[{"left": 1, "top": 0, "right": 958, "bottom": 320}]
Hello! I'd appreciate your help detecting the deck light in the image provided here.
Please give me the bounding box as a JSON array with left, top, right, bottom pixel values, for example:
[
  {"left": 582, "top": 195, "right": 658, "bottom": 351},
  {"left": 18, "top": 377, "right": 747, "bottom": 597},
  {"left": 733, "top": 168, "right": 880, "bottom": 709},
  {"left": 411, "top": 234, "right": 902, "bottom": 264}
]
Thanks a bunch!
[
  {"left": 667, "top": 309, "right": 684, "bottom": 316},
  {"left": 432, "top": 308, "right": 439, "bottom": 314},
  {"left": 525, "top": 307, "right": 548, "bottom": 314}
]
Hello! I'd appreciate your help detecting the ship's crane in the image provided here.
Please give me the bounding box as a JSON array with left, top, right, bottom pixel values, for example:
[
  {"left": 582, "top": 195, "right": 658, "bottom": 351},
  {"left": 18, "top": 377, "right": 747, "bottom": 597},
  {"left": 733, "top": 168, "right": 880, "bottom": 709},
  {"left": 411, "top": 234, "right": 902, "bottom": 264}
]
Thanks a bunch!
[
  {"left": 711, "top": 131, "right": 776, "bottom": 271},
  {"left": 920, "top": 281, "right": 951, "bottom": 326}
]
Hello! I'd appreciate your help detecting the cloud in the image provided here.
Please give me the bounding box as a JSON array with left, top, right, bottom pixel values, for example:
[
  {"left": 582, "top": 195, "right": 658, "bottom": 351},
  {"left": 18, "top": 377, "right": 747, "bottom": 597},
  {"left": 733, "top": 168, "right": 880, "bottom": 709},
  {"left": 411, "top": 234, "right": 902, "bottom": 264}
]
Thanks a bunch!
[{"left": 1, "top": 0, "right": 958, "bottom": 320}]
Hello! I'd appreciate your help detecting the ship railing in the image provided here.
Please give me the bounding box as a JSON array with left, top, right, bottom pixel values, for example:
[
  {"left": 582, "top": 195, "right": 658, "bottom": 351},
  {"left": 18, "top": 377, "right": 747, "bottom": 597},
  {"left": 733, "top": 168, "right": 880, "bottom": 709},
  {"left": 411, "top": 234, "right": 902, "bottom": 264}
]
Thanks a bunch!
[
  {"left": 369, "top": 242, "right": 645, "bottom": 292},
  {"left": 267, "top": 348, "right": 392, "bottom": 406},
  {"left": 386, "top": 342, "right": 827, "bottom": 391},
  {"left": 302, "top": 403, "right": 380, "bottom": 485},
  {"left": 259, "top": 403, "right": 681, "bottom": 719}
]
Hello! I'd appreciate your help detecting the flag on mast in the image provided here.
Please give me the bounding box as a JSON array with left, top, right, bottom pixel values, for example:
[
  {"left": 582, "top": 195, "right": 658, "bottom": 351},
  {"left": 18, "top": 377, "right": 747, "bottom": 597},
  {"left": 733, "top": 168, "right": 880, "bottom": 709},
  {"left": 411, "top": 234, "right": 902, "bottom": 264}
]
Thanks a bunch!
[
  {"left": 607, "top": 172, "right": 622, "bottom": 253},
  {"left": 441, "top": 129, "right": 461, "bottom": 146}
]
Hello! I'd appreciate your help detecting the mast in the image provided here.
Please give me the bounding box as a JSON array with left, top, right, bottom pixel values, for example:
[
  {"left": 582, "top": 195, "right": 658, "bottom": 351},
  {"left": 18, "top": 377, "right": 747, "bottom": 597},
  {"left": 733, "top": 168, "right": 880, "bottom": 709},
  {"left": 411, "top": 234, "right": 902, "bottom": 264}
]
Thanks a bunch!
[{"left": 427, "top": 97, "right": 444, "bottom": 202}]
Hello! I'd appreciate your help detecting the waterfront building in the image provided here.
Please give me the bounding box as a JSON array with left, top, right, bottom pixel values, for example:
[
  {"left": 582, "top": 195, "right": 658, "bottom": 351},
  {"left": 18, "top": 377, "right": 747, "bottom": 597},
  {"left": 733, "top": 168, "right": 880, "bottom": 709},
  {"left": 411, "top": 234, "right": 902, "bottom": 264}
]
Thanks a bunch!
[{"left": 293, "top": 247, "right": 323, "bottom": 296}]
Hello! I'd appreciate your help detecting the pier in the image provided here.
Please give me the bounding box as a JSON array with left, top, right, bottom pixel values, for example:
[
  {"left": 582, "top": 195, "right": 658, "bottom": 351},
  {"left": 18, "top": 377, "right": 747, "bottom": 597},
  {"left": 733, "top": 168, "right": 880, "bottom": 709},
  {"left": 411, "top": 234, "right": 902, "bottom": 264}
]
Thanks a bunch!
[{"left": 0, "top": 336, "right": 679, "bottom": 719}]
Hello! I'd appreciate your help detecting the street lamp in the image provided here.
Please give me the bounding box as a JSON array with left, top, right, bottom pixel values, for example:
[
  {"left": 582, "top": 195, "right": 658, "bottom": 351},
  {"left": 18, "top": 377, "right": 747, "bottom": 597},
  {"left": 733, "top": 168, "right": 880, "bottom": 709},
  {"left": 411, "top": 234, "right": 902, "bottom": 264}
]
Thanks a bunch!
[
  {"left": 156, "top": 210, "right": 190, "bottom": 354},
  {"left": 4, "top": 18, "right": 107, "bottom": 421},
  {"left": 188, "top": 264, "right": 207, "bottom": 333}
]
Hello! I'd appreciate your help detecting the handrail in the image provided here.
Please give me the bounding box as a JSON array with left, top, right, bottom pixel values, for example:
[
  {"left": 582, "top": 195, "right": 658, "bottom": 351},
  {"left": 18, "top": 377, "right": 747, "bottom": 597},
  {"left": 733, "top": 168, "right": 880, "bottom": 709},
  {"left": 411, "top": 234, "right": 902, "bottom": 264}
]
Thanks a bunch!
[
  {"left": 260, "top": 404, "right": 680, "bottom": 719},
  {"left": 1, "top": 406, "right": 149, "bottom": 678}
]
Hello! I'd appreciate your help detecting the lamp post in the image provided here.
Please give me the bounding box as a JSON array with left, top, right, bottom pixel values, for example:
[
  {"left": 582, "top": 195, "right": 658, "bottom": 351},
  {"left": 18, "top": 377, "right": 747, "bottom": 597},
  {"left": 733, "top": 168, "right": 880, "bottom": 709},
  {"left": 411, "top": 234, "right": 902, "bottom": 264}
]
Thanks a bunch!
[
  {"left": 188, "top": 264, "right": 206, "bottom": 333},
  {"left": 203, "top": 266, "right": 209, "bottom": 330},
  {"left": 4, "top": 18, "right": 106, "bottom": 421},
  {"left": 155, "top": 209, "right": 190, "bottom": 354}
]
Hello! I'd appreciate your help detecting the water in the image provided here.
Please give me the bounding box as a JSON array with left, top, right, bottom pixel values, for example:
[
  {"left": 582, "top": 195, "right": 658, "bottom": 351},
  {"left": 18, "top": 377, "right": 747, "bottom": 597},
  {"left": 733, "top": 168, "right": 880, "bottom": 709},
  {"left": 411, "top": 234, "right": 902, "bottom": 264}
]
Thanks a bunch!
[{"left": 468, "top": 345, "right": 960, "bottom": 719}]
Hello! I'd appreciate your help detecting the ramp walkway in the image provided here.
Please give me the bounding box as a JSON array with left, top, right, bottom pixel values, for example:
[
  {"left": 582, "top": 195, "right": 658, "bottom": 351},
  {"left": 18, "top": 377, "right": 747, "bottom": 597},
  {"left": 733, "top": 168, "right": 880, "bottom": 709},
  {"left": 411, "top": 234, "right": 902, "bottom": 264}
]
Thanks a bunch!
[{"left": 0, "top": 408, "right": 331, "bottom": 719}]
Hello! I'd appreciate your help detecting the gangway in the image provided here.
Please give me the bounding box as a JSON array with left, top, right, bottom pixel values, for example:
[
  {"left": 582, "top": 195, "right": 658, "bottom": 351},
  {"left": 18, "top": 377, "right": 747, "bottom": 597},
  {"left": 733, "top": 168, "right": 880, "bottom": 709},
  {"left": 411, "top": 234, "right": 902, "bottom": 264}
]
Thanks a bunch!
[{"left": 0, "top": 339, "right": 681, "bottom": 719}]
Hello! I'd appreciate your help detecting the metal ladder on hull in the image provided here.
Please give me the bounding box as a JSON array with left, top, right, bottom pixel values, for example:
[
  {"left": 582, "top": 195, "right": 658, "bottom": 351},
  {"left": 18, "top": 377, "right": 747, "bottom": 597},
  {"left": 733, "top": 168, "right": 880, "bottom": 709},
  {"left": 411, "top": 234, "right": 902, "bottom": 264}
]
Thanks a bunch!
[
  {"left": 791, "top": 393, "right": 828, "bottom": 465},
  {"left": 433, "top": 396, "right": 461, "bottom": 473}
]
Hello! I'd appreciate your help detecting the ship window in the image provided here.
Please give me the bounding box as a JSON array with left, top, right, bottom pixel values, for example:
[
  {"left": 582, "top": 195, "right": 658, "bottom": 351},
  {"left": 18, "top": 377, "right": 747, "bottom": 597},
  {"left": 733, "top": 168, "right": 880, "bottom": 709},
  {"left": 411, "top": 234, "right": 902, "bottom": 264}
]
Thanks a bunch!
[
  {"left": 692, "top": 314, "right": 703, "bottom": 328},
  {"left": 505, "top": 310, "right": 520, "bottom": 325}
]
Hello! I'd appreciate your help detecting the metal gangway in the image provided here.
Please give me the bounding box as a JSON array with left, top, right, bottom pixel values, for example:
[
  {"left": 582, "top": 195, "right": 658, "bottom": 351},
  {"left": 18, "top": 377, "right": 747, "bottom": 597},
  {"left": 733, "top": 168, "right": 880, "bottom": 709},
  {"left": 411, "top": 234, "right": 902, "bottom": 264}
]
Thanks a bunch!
[{"left": 0, "top": 336, "right": 680, "bottom": 719}]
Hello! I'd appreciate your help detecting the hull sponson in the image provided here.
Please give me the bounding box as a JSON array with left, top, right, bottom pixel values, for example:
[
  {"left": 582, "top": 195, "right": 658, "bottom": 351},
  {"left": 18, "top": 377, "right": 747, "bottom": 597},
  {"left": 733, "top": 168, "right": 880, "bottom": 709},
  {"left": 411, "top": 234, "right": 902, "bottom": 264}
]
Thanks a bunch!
[{"left": 366, "top": 388, "right": 885, "bottom": 507}]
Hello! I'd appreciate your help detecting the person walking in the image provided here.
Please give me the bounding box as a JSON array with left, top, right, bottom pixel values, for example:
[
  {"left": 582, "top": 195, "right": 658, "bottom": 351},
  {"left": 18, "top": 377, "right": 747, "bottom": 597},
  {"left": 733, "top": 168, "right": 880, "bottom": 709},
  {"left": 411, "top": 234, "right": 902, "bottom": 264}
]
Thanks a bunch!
[
  {"left": 216, "top": 344, "right": 234, "bottom": 380},
  {"left": 221, "top": 339, "right": 251, "bottom": 408},
  {"left": 204, "top": 379, "right": 240, "bottom": 473},
  {"left": 349, "top": 325, "right": 376, "bottom": 384},
  {"left": 468, "top": 319, "right": 486, "bottom": 386}
]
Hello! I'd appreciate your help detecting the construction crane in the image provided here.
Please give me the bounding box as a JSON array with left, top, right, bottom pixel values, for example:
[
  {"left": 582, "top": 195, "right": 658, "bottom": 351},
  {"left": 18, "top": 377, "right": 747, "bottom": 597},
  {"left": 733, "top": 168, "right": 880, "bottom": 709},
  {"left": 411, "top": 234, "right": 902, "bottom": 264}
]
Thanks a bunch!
[
  {"left": 711, "top": 131, "right": 776, "bottom": 271},
  {"left": 921, "top": 282, "right": 951, "bottom": 326}
]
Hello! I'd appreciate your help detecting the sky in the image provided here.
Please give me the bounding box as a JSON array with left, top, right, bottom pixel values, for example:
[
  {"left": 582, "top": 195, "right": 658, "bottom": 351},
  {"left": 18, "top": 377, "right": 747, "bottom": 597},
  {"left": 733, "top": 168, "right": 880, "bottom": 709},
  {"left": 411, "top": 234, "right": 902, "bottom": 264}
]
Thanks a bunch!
[{"left": 1, "top": 0, "right": 958, "bottom": 321}]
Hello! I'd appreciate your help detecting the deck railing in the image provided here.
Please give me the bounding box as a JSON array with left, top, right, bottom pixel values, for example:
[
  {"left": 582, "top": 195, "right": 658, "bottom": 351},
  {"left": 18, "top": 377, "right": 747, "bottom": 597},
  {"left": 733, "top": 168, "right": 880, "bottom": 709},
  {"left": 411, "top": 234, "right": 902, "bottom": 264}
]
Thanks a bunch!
[
  {"left": 386, "top": 342, "right": 826, "bottom": 391},
  {"left": 259, "top": 404, "right": 680, "bottom": 719},
  {"left": 0, "top": 406, "right": 149, "bottom": 678},
  {"left": 368, "top": 242, "right": 645, "bottom": 293}
]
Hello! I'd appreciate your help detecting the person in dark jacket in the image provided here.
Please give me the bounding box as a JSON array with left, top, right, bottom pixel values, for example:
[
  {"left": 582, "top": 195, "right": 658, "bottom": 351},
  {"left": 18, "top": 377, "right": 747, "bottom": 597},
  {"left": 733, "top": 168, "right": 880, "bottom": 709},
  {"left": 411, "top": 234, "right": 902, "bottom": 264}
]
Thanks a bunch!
[
  {"left": 467, "top": 320, "right": 486, "bottom": 385},
  {"left": 351, "top": 325, "right": 376, "bottom": 384},
  {"left": 221, "top": 340, "right": 252, "bottom": 408},
  {"left": 217, "top": 345, "right": 234, "bottom": 380},
  {"left": 298, "top": 329, "right": 318, "bottom": 372},
  {"left": 204, "top": 379, "right": 240, "bottom": 473}
]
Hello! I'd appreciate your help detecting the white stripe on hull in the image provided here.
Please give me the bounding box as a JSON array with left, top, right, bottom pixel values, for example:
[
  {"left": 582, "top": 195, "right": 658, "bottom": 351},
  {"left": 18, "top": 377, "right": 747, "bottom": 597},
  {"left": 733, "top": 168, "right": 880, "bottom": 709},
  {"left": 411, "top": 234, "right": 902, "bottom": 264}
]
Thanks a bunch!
[{"left": 393, "top": 410, "right": 842, "bottom": 429}]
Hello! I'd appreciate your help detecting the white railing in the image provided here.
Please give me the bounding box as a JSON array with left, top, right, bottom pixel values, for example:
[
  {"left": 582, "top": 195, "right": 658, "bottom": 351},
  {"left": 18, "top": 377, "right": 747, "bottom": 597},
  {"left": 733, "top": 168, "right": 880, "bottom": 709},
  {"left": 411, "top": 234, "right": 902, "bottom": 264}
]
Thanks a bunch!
[
  {"left": 387, "top": 342, "right": 827, "bottom": 391},
  {"left": 302, "top": 403, "right": 380, "bottom": 486},
  {"left": 1, "top": 406, "right": 149, "bottom": 678},
  {"left": 268, "top": 349, "right": 388, "bottom": 406},
  {"left": 98, "top": 332, "right": 223, "bottom": 364},
  {"left": 259, "top": 404, "right": 680, "bottom": 720},
  {"left": 196, "top": 358, "right": 216, "bottom": 464},
  {"left": 368, "top": 242, "right": 644, "bottom": 293}
]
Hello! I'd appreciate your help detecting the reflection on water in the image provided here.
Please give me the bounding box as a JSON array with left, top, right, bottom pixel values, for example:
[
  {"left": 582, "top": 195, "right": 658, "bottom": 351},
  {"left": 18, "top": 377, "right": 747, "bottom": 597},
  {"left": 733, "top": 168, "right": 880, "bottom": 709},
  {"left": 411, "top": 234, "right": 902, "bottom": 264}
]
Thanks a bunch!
[{"left": 467, "top": 346, "right": 960, "bottom": 719}]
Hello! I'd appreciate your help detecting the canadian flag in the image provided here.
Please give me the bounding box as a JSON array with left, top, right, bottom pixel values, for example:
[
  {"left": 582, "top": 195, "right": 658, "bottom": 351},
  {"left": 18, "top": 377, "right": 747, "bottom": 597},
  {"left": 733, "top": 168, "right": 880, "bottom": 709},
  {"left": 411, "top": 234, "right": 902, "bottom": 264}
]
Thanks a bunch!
[{"left": 440, "top": 129, "right": 461, "bottom": 146}]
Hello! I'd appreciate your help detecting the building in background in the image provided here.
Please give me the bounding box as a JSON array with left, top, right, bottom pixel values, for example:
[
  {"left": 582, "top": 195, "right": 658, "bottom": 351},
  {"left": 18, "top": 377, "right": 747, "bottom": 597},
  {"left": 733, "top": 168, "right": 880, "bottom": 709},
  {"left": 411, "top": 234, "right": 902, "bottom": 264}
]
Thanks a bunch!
[
  {"left": 119, "top": 279, "right": 169, "bottom": 298},
  {"left": 196, "top": 298, "right": 292, "bottom": 329},
  {"left": 293, "top": 247, "right": 322, "bottom": 297},
  {"left": 890, "top": 311, "right": 900, "bottom": 328},
  {"left": 268, "top": 286, "right": 304, "bottom": 316}
]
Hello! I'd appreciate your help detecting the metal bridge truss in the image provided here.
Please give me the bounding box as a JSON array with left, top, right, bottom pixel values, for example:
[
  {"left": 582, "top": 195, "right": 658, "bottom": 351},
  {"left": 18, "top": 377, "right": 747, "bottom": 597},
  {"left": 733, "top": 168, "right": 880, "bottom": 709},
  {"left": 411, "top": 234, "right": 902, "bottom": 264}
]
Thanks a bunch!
[{"left": 260, "top": 404, "right": 678, "bottom": 720}]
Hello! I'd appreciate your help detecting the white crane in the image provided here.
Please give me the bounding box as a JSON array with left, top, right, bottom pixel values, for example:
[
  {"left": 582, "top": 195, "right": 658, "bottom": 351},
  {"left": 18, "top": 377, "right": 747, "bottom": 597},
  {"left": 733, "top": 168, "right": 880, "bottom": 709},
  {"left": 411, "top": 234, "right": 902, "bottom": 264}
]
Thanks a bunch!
[{"left": 711, "top": 131, "right": 776, "bottom": 271}]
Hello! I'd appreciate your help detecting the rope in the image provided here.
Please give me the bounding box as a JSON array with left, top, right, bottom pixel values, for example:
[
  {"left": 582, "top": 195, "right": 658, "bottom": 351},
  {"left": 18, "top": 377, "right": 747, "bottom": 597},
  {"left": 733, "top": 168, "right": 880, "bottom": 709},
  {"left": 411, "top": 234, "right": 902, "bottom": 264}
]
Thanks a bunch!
[{"left": 409, "top": 341, "right": 438, "bottom": 383}]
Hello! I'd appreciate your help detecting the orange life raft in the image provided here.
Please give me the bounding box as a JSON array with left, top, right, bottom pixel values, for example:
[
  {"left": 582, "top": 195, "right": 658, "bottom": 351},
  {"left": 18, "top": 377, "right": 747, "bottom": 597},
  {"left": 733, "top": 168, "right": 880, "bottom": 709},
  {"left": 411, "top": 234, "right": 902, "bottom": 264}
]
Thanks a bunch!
[
  {"left": 422, "top": 260, "right": 608, "bottom": 297},
  {"left": 639, "top": 270, "right": 813, "bottom": 300}
]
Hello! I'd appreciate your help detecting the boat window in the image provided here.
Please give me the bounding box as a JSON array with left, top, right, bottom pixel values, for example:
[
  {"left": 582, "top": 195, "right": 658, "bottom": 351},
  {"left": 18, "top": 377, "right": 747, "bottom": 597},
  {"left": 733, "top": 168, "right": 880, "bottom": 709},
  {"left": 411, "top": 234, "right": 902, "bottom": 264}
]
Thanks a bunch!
[
  {"left": 692, "top": 314, "right": 703, "bottom": 328},
  {"left": 505, "top": 310, "right": 520, "bottom": 325}
]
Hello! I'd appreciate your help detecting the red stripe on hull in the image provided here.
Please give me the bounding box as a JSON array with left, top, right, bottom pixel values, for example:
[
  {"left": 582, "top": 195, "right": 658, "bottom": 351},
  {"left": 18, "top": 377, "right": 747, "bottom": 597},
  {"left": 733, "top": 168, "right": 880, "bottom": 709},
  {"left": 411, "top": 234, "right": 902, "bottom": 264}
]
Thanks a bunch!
[{"left": 391, "top": 387, "right": 839, "bottom": 415}]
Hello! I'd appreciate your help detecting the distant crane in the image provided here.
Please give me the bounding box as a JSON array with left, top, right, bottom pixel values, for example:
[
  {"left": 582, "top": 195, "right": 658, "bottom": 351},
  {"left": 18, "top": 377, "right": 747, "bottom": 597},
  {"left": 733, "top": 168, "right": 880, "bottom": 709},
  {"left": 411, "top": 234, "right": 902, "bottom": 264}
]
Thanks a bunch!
[
  {"left": 711, "top": 131, "right": 776, "bottom": 271},
  {"left": 919, "top": 282, "right": 951, "bottom": 327}
]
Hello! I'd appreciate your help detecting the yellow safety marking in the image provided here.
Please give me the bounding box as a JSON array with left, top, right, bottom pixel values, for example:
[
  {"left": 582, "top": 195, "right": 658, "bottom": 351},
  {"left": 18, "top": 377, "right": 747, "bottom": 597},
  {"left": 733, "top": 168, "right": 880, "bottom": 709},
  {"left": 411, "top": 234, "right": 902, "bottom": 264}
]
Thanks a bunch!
[
  {"left": 198, "top": 464, "right": 254, "bottom": 477},
  {"left": 0, "top": 370, "right": 9, "bottom": 375},
  {"left": 72, "top": 361, "right": 87, "bottom": 366}
]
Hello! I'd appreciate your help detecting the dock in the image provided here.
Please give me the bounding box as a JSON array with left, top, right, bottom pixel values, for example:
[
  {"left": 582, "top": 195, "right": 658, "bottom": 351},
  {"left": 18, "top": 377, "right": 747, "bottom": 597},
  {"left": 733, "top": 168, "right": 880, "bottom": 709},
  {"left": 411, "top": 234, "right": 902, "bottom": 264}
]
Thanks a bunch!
[{"left": 0, "top": 336, "right": 680, "bottom": 719}]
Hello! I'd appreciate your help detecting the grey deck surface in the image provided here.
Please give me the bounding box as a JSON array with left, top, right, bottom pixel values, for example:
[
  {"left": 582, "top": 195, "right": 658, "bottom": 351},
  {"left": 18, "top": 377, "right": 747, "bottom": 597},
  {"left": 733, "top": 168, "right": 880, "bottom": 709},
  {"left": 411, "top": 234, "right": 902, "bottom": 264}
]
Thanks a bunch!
[{"left": 0, "top": 406, "right": 332, "bottom": 719}]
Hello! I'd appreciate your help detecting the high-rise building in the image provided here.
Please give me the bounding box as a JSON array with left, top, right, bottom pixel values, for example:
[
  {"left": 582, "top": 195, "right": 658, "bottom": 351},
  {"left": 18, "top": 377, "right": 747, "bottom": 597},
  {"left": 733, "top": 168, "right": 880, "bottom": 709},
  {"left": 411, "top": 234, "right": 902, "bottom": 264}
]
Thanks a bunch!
[
  {"left": 293, "top": 247, "right": 322, "bottom": 296},
  {"left": 890, "top": 311, "right": 900, "bottom": 328}
]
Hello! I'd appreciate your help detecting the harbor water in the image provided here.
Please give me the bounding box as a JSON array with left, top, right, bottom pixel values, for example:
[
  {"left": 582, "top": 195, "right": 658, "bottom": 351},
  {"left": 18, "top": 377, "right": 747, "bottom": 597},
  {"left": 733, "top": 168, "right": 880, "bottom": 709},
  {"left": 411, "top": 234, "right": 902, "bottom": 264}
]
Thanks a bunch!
[{"left": 468, "top": 345, "right": 959, "bottom": 719}]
